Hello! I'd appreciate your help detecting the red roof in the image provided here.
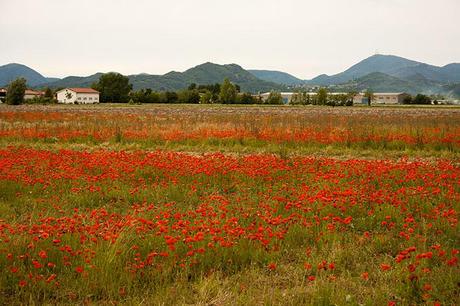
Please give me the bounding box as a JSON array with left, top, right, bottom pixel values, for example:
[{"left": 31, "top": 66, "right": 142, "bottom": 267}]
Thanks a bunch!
[
  {"left": 25, "top": 89, "right": 44, "bottom": 95},
  {"left": 69, "top": 88, "right": 99, "bottom": 94}
]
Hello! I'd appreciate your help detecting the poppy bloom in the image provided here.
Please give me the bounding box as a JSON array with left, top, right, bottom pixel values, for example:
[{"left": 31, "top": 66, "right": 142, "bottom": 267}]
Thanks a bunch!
[
  {"left": 38, "top": 250, "right": 47, "bottom": 259},
  {"left": 423, "top": 283, "right": 432, "bottom": 291},
  {"left": 380, "top": 264, "right": 391, "bottom": 271},
  {"left": 32, "top": 260, "right": 42, "bottom": 269},
  {"left": 46, "top": 274, "right": 57, "bottom": 283}
]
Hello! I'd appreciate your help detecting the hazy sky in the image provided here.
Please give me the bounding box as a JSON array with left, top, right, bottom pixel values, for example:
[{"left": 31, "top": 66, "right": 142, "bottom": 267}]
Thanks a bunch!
[{"left": 1, "top": 0, "right": 459, "bottom": 79}]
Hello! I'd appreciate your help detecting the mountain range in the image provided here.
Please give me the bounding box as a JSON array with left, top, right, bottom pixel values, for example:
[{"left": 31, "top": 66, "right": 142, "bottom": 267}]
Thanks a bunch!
[
  {"left": 306, "top": 54, "right": 460, "bottom": 91},
  {"left": 0, "top": 62, "right": 284, "bottom": 93},
  {"left": 250, "top": 55, "right": 460, "bottom": 96},
  {"left": 0, "top": 54, "right": 459, "bottom": 96}
]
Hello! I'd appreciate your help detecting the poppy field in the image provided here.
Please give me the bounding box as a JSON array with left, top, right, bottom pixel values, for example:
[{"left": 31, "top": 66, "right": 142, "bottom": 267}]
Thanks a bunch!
[{"left": 0, "top": 104, "right": 459, "bottom": 305}]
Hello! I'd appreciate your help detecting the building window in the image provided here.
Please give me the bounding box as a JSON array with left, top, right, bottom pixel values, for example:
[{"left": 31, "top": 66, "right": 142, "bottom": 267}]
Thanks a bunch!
[
  {"left": 78, "top": 97, "right": 82, "bottom": 100},
  {"left": 83, "top": 97, "right": 87, "bottom": 100},
  {"left": 89, "top": 97, "right": 93, "bottom": 100}
]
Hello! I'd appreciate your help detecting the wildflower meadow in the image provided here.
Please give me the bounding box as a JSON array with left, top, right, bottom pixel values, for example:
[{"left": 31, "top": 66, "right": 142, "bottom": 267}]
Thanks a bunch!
[{"left": 0, "top": 104, "right": 458, "bottom": 305}]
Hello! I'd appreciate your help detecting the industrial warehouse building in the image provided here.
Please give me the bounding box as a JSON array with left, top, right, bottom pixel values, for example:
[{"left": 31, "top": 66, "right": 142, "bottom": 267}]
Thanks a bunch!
[
  {"left": 257, "top": 92, "right": 411, "bottom": 105},
  {"left": 353, "top": 92, "right": 411, "bottom": 104}
]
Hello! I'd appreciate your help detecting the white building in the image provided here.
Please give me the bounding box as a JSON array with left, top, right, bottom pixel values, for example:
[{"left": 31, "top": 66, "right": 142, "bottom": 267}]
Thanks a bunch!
[
  {"left": 257, "top": 91, "right": 412, "bottom": 105},
  {"left": 56, "top": 88, "right": 100, "bottom": 104},
  {"left": 257, "top": 92, "right": 356, "bottom": 104},
  {"left": 353, "top": 92, "right": 411, "bottom": 105}
]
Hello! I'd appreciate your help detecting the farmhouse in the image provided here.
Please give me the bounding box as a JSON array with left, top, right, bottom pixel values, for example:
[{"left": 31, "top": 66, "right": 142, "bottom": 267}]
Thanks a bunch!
[
  {"left": 24, "top": 89, "right": 44, "bottom": 100},
  {"left": 0, "top": 88, "right": 43, "bottom": 102},
  {"left": 56, "top": 88, "right": 100, "bottom": 104}
]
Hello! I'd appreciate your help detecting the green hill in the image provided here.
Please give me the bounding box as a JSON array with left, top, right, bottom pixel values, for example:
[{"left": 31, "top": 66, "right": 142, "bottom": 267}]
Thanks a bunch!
[
  {"left": 0, "top": 63, "right": 58, "bottom": 87},
  {"left": 308, "top": 54, "right": 460, "bottom": 86},
  {"left": 45, "top": 73, "right": 103, "bottom": 89},
  {"left": 248, "top": 70, "right": 304, "bottom": 85},
  {"left": 443, "top": 83, "right": 460, "bottom": 98},
  {"left": 45, "top": 63, "right": 285, "bottom": 93},
  {"left": 331, "top": 72, "right": 444, "bottom": 94}
]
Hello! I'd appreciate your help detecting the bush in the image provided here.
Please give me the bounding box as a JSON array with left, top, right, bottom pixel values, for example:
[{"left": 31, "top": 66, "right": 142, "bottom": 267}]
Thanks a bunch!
[{"left": 25, "top": 96, "right": 56, "bottom": 104}]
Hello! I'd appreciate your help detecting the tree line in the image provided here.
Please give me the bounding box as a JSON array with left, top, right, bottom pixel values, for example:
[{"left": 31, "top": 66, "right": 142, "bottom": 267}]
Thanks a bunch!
[
  {"left": 92, "top": 73, "right": 267, "bottom": 104},
  {"left": 1, "top": 73, "right": 439, "bottom": 106}
]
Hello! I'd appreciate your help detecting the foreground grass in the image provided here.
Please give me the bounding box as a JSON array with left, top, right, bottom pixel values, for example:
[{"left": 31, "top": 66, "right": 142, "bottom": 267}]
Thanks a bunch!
[{"left": 0, "top": 148, "right": 458, "bottom": 305}]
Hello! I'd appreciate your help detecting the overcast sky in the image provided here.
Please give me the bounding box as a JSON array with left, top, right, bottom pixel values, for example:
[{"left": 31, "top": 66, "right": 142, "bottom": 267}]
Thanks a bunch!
[{"left": 1, "top": 0, "right": 459, "bottom": 79}]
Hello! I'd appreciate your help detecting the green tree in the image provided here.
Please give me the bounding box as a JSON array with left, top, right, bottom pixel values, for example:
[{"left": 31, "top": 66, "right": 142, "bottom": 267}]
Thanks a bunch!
[
  {"left": 6, "top": 78, "right": 27, "bottom": 105},
  {"left": 317, "top": 87, "right": 328, "bottom": 105},
  {"left": 130, "top": 89, "right": 161, "bottom": 103},
  {"left": 290, "top": 91, "right": 306, "bottom": 105},
  {"left": 265, "top": 91, "right": 283, "bottom": 105},
  {"left": 200, "top": 90, "right": 213, "bottom": 104},
  {"left": 305, "top": 93, "right": 311, "bottom": 105},
  {"left": 44, "top": 87, "right": 53, "bottom": 99},
  {"left": 402, "top": 95, "right": 413, "bottom": 104},
  {"left": 219, "top": 78, "right": 237, "bottom": 104},
  {"left": 364, "top": 90, "right": 374, "bottom": 106},
  {"left": 92, "top": 72, "right": 132, "bottom": 103},
  {"left": 238, "top": 92, "right": 256, "bottom": 104},
  {"left": 346, "top": 91, "right": 358, "bottom": 106},
  {"left": 178, "top": 89, "right": 200, "bottom": 104},
  {"left": 160, "top": 91, "right": 179, "bottom": 103},
  {"left": 328, "top": 93, "right": 349, "bottom": 106},
  {"left": 413, "top": 94, "right": 431, "bottom": 105}
]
